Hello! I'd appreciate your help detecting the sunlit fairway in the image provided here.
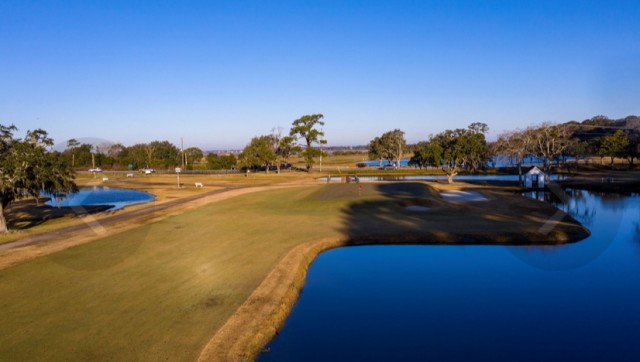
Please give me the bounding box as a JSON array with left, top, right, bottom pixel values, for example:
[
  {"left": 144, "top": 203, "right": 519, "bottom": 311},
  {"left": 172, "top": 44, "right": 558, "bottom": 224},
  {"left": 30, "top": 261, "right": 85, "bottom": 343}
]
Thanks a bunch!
[
  {"left": 0, "top": 181, "right": 588, "bottom": 361},
  {"left": 0, "top": 186, "right": 348, "bottom": 361},
  {"left": 0, "top": 172, "right": 319, "bottom": 245}
]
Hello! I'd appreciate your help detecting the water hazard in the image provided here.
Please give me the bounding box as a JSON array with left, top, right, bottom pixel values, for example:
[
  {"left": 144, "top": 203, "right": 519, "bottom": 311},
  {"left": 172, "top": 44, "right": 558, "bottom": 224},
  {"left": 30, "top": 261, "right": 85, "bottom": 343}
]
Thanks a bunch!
[
  {"left": 44, "top": 187, "right": 155, "bottom": 210},
  {"left": 260, "top": 190, "right": 640, "bottom": 361}
]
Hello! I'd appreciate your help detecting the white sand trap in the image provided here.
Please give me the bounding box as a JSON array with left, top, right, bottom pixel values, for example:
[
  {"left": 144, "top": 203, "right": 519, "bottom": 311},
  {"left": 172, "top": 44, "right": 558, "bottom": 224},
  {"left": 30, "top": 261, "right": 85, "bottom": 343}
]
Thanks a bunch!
[
  {"left": 441, "top": 190, "right": 487, "bottom": 202},
  {"left": 405, "top": 205, "right": 430, "bottom": 212}
]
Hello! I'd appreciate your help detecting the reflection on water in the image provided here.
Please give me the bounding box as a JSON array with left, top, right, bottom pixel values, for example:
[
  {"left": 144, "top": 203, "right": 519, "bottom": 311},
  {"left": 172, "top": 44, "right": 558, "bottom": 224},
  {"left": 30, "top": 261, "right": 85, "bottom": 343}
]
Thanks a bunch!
[
  {"left": 523, "top": 189, "right": 597, "bottom": 227},
  {"left": 260, "top": 190, "right": 640, "bottom": 361}
]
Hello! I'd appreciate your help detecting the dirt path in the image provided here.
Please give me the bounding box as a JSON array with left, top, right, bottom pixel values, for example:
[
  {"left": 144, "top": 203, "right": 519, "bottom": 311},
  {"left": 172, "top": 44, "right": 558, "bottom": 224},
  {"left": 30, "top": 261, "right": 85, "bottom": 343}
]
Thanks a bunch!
[{"left": 0, "top": 184, "right": 311, "bottom": 270}]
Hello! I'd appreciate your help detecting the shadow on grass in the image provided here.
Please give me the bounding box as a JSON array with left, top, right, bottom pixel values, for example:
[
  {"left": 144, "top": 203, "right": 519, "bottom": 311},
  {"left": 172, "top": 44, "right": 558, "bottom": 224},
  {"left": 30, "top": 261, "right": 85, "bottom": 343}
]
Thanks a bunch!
[
  {"left": 6, "top": 200, "right": 113, "bottom": 230},
  {"left": 336, "top": 181, "right": 589, "bottom": 245}
]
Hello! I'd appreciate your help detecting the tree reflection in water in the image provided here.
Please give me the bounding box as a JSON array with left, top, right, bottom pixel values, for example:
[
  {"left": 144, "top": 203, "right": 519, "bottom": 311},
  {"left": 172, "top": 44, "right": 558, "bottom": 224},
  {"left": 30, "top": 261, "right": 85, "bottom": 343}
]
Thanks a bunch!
[{"left": 524, "top": 188, "right": 597, "bottom": 227}]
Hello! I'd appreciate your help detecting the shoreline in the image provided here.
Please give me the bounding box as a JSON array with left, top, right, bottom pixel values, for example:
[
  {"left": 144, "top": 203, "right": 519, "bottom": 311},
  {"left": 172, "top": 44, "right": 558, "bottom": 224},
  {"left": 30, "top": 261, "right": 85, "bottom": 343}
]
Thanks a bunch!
[
  {"left": 198, "top": 216, "right": 589, "bottom": 361},
  {"left": 0, "top": 177, "right": 594, "bottom": 360}
]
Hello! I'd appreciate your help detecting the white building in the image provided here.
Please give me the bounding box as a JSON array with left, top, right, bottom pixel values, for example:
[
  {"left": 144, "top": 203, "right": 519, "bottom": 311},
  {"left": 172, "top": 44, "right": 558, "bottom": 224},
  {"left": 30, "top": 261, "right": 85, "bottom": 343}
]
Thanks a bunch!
[{"left": 524, "top": 166, "right": 546, "bottom": 188}]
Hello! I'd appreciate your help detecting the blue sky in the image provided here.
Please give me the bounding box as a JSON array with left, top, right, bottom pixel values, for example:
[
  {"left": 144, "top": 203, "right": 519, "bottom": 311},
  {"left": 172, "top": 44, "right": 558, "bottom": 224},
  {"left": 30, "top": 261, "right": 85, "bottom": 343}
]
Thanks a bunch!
[{"left": 1, "top": 0, "right": 639, "bottom": 150}]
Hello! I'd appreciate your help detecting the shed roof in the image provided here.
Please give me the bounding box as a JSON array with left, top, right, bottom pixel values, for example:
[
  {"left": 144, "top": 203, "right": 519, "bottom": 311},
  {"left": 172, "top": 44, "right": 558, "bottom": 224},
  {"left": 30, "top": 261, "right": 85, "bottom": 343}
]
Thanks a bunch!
[{"left": 525, "top": 166, "right": 545, "bottom": 175}]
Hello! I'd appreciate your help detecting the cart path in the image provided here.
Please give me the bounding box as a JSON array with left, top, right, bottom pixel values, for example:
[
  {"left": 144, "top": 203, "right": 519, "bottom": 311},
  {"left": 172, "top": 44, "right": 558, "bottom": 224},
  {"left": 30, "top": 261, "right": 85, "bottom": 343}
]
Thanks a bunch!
[
  {"left": 0, "top": 187, "right": 235, "bottom": 252},
  {"left": 0, "top": 184, "right": 311, "bottom": 270}
]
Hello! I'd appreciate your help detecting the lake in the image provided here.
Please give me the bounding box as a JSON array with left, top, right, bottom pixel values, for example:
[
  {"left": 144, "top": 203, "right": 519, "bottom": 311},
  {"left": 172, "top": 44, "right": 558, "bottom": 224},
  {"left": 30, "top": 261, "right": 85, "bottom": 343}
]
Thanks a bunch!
[
  {"left": 357, "top": 156, "right": 574, "bottom": 168},
  {"left": 260, "top": 190, "right": 640, "bottom": 361},
  {"left": 358, "top": 160, "right": 411, "bottom": 167},
  {"left": 44, "top": 187, "right": 155, "bottom": 210},
  {"left": 323, "top": 174, "right": 566, "bottom": 182}
]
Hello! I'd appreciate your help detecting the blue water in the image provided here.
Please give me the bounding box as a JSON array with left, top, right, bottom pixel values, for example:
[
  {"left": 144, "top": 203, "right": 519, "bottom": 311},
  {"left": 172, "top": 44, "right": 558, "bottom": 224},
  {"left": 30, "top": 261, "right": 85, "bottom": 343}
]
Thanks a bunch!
[
  {"left": 321, "top": 174, "right": 566, "bottom": 183},
  {"left": 260, "top": 191, "right": 640, "bottom": 361},
  {"left": 359, "top": 156, "right": 574, "bottom": 168},
  {"left": 44, "top": 187, "right": 155, "bottom": 210},
  {"left": 359, "top": 174, "right": 521, "bottom": 182},
  {"left": 359, "top": 160, "right": 410, "bottom": 167}
]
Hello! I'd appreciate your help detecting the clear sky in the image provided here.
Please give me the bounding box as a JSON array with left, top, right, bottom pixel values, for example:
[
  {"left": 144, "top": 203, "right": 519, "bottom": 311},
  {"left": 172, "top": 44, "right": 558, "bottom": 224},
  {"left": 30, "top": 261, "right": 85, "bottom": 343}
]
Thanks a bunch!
[{"left": 1, "top": 0, "right": 639, "bottom": 150}]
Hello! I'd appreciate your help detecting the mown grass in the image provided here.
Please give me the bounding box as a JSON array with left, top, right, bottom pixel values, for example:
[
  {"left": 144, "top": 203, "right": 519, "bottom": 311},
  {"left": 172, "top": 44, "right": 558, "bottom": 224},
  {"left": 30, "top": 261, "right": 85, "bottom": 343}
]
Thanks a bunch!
[
  {"left": 0, "top": 181, "right": 589, "bottom": 361},
  {"left": 0, "top": 172, "right": 318, "bottom": 244},
  {"left": 0, "top": 186, "right": 348, "bottom": 361}
]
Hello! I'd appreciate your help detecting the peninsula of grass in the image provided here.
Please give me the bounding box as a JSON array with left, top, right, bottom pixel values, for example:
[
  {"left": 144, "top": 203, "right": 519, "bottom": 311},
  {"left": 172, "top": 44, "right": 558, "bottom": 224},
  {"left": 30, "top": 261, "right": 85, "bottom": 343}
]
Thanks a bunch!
[{"left": 0, "top": 181, "right": 588, "bottom": 361}]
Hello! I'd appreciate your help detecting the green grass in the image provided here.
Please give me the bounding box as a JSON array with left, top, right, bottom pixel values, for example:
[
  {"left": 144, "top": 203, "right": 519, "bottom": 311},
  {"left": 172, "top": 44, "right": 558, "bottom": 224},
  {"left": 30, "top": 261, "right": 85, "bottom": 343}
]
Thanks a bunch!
[
  {"left": 0, "top": 182, "right": 588, "bottom": 360},
  {"left": 0, "top": 186, "right": 349, "bottom": 361}
]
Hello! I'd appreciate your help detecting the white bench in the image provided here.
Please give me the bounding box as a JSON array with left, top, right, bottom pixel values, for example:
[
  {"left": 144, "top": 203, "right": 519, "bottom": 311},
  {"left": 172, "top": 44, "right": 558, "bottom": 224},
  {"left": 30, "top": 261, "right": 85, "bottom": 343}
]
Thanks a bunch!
[
  {"left": 102, "top": 177, "right": 109, "bottom": 182},
  {"left": 195, "top": 182, "right": 204, "bottom": 188},
  {"left": 126, "top": 173, "right": 134, "bottom": 177}
]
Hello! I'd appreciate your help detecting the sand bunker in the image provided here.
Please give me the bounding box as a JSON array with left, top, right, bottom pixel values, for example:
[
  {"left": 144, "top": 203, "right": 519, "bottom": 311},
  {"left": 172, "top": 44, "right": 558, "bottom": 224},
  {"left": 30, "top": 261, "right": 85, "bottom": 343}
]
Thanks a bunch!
[{"left": 440, "top": 190, "right": 487, "bottom": 202}]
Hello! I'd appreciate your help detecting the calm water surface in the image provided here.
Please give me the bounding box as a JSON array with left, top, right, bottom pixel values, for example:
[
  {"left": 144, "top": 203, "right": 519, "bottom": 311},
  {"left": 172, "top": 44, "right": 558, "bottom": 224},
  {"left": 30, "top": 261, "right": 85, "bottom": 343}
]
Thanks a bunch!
[
  {"left": 44, "top": 187, "right": 155, "bottom": 210},
  {"left": 323, "top": 174, "right": 566, "bottom": 182},
  {"left": 358, "top": 156, "right": 573, "bottom": 168},
  {"left": 261, "top": 190, "right": 640, "bottom": 361}
]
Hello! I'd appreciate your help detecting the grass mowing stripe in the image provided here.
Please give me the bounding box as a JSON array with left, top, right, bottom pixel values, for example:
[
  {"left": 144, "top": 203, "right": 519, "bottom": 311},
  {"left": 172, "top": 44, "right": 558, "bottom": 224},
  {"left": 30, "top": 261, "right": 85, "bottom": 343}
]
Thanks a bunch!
[{"left": 0, "top": 186, "right": 345, "bottom": 361}]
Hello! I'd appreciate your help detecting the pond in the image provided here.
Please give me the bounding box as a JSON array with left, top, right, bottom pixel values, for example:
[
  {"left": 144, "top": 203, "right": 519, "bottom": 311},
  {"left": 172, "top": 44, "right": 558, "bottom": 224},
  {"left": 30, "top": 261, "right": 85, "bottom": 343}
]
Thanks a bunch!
[
  {"left": 260, "top": 190, "right": 640, "bottom": 361},
  {"left": 358, "top": 159, "right": 411, "bottom": 167},
  {"left": 323, "top": 174, "right": 566, "bottom": 182},
  {"left": 357, "top": 156, "right": 575, "bottom": 168},
  {"left": 44, "top": 187, "right": 155, "bottom": 210}
]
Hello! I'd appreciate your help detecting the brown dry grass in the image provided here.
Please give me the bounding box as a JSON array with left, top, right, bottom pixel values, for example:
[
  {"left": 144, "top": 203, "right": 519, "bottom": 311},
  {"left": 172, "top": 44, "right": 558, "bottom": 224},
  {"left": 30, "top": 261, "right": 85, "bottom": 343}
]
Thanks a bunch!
[
  {"left": 0, "top": 178, "right": 590, "bottom": 361},
  {"left": 197, "top": 181, "right": 589, "bottom": 361},
  {"left": 0, "top": 172, "right": 323, "bottom": 269}
]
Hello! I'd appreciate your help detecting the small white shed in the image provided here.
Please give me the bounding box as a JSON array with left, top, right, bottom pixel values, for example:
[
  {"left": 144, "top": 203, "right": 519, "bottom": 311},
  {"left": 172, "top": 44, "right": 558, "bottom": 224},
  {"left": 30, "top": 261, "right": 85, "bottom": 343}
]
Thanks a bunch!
[{"left": 524, "top": 166, "right": 546, "bottom": 188}]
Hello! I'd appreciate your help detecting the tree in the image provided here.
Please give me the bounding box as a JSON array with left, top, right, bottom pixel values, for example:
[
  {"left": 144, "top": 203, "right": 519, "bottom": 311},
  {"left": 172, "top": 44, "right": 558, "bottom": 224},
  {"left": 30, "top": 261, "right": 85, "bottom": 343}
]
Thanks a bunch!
[
  {"left": 419, "top": 123, "right": 489, "bottom": 183},
  {"left": 67, "top": 138, "right": 80, "bottom": 167},
  {"left": 368, "top": 136, "right": 384, "bottom": 167},
  {"left": 532, "top": 123, "right": 572, "bottom": 173},
  {"left": 468, "top": 122, "right": 489, "bottom": 134},
  {"left": 183, "top": 147, "right": 204, "bottom": 167},
  {"left": 62, "top": 143, "right": 94, "bottom": 168},
  {"left": 289, "top": 114, "right": 326, "bottom": 170},
  {"left": 207, "top": 153, "right": 237, "bottom": 170},
  {"left": 143, "top": 143, "right": 156, "bottom": 168},
  {"left": 433, "top": 130, "right": 466, "bottom": 184},
  {"left": 0, "top": 125, "right": 77, "bottom": 233},
  {"left": 275, "top": 135, "right": 299, "bottom": 173},
  {"left": 409, "top": 140, "right": 443, "bottom": 169},
  {"left": 148, "top": 141, "right": 180, "bottom": 169},
  {"left": 598, "top": 130, "right": 629, "bottom": 168},
  {"left": 623, "top": 132, "right": 639, "bottom": 168},
  {"left": 379, "top": 129, "right": 407, "bottom": 167},
  {"left": 463, "top": 123, "right": 489, "bottom": 172},
  {"left": 239, "top": 135, "right": 276, "bottom": 172},
  {"left": 100, "top": 143, "right": 126, "bottom": 169},
  {"left": 125, "top": 144, "right": 149, "bottom": 169},
  {"left": 565, "top": 139, "right": 589, "bottom": 171},
  {"left": 493, "top": 128, "right": 535, "bottom": 186}
]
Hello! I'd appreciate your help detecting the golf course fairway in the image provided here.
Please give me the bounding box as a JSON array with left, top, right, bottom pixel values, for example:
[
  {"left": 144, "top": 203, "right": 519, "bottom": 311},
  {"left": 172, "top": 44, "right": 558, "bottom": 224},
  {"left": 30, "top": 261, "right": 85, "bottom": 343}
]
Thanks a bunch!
[{"left": 0, "top": 182, "right": 588, "bottom": 361}]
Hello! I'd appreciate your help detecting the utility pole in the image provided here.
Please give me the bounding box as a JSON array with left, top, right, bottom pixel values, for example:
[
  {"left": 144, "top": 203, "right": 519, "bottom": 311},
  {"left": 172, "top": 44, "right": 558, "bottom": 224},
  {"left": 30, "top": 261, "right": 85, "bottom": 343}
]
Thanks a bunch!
[
  {"left": 181, "top": 137, "right": 185, "bottom": 168},
  {"left": 319, "top": 127, "right": 324, "bottom": 172}
]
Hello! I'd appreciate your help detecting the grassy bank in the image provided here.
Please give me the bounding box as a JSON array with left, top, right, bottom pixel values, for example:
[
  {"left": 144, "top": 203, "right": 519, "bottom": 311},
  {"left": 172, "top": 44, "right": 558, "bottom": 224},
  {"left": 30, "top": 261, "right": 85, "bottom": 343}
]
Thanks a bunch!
[
  {"left": 0, "top": 181, "right": 588, "bottom": 361},
  {"left": 0, "top": 186, "right": 342, "bottom": 361}
]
